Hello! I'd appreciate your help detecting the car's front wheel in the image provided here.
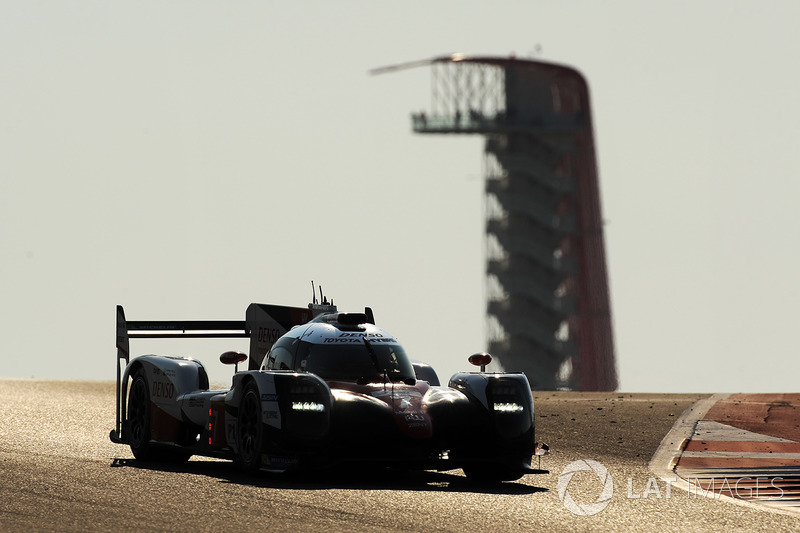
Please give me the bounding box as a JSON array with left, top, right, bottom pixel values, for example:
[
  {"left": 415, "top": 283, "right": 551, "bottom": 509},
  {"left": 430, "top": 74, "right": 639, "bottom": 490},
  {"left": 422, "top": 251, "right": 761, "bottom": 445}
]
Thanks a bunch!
[{"left": 236, "top": 381, "right": 264, "bottom": 471}]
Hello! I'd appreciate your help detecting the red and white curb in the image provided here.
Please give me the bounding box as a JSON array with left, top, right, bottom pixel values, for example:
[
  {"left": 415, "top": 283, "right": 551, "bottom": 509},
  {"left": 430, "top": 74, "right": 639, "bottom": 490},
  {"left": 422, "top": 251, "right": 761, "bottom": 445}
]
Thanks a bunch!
[{"left": 650, "top": 393, "right": 800, "bottom": 515}]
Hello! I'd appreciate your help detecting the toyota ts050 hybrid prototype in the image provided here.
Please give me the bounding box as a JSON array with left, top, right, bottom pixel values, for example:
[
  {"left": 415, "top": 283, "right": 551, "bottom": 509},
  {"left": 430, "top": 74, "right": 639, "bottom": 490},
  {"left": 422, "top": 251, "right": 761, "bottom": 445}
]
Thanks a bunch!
[{"left": 109, "top": 298, "right": 549, "bottom": 482}]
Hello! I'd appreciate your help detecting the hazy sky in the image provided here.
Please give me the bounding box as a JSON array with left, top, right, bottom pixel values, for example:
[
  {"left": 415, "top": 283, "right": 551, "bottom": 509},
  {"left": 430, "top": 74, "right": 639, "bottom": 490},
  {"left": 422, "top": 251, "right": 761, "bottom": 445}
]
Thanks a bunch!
[{"left": 2, "top": 1, "right": 798, "bottom": 392}]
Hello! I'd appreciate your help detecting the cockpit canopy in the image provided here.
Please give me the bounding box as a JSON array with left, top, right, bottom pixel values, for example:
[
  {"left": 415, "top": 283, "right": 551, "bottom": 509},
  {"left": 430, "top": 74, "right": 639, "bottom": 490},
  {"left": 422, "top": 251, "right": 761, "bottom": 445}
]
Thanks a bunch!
[
  {"left": 302, "top": 340, "right": 415, "bottom": 383},
  {"left": 261, "top": 318, "right": 416, "bottom": 383}
]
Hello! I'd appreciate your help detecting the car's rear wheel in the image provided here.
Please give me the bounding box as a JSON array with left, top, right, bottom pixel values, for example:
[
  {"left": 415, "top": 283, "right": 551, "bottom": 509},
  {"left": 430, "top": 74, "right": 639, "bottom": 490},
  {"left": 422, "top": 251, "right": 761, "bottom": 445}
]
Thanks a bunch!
[
  {"left": 236, "top": 381, "right": 263, "bottom": 471},
  {"left": 127, "top": 368, "right": 191, "bottom": 463},
  {"left": 128, "top": 369, "right": 156, "bottom": 461}
]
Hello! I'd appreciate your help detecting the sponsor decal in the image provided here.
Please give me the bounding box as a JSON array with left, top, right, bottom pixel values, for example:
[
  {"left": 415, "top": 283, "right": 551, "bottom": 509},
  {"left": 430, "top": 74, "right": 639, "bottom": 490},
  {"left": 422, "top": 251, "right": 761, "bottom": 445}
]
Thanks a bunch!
[
  {"left": 152, "top": 380, "right": 175, "bottom": 399},
  {"left": 257, "top": 327, "right": 282, "bottom": 344},
  {"left": 152, "top": 367, "right": 176, "bottom": 378},
  {"left": 322, "top": 333, "right": 398, "bottom": 344},
  {"left": 187, "top": 398, "right": 205, "bottom": 408},
  {"left": 262, "top": 455, "right": 299, "bottom": 467}
]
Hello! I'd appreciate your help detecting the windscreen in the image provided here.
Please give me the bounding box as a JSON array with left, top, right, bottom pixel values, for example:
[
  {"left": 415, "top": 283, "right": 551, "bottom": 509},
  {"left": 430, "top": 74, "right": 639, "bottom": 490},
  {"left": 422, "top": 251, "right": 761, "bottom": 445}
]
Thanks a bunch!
[{"left": 299, "top": 340, "right": 415, "bottom": 383}]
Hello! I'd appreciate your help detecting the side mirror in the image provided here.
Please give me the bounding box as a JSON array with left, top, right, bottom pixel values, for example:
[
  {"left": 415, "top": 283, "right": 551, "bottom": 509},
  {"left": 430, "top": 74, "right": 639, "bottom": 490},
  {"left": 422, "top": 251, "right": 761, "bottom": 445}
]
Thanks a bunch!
[
  {"left": 468, "top": 352, "right": 492, "bottom": 372},
  {"left": 220, "top": 351, "right": 247, "bottom": 373}
]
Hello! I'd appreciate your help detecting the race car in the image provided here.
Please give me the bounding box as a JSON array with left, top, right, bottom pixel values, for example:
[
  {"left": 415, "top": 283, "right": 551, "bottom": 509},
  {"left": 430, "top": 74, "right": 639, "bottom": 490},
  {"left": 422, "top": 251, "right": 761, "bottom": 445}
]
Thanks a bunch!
[{"left": 109, "top": 298, "right": 548, "bottom": 482}]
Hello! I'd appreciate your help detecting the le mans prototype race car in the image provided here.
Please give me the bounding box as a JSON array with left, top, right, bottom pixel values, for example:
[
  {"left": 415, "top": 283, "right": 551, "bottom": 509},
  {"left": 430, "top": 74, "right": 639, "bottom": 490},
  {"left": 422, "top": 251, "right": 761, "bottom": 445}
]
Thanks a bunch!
[{"left": 110, "top": 298, "right": 548, "bottom": 482}]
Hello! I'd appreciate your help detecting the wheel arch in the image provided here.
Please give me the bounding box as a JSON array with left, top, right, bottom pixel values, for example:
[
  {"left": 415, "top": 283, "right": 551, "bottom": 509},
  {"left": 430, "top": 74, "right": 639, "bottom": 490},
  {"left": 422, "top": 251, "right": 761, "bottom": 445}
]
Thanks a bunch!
[
  {"left": 118, "top": 359, "right": 145, "bottom": 439},
  {"left": 122, "top": 355, "right": 206, "bottom": 445}
]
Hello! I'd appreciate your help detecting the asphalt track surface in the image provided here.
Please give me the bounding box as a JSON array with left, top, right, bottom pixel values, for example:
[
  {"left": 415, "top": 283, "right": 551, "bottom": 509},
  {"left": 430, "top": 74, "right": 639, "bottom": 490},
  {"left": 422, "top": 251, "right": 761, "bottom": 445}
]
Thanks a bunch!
[{"left": 3, "top": 380, "right": 800, "bottom": 532}]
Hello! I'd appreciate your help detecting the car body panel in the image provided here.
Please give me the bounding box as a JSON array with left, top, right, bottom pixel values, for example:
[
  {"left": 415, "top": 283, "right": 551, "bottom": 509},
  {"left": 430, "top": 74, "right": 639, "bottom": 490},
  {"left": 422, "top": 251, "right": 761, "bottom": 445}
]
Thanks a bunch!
[{"left": 110, "top": 302, "right": 547, "bottom": 479}]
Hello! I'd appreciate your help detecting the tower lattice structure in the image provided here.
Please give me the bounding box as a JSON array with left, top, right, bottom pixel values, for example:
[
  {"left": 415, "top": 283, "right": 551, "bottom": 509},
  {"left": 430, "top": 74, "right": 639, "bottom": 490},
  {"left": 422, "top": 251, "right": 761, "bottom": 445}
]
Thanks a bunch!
[{"left": 379, "top": 55, "right": 617, "bottom": 390}]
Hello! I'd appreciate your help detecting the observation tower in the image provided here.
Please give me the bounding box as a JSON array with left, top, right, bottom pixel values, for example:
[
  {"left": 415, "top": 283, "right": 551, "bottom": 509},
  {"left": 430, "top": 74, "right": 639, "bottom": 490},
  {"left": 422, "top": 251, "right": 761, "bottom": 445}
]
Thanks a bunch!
[{"left": 374, "top": 55, "right": 617, "bottom": 390}]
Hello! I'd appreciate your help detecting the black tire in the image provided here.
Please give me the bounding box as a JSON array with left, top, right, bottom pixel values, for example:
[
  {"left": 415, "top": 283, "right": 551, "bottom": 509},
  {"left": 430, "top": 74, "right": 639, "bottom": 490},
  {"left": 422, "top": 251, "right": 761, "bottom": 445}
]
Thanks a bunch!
[
  {"left": 463, "top": 463, "right": 524, "bottom": 484},
  {"left": 127, "top": 369, "right": 156, "bottom": 461},
  {"left": 236, "top": 382, "right": 264, "bottom": 471},
  {"left": 127, "top": 368, "right": 192, "bottom": 463}
]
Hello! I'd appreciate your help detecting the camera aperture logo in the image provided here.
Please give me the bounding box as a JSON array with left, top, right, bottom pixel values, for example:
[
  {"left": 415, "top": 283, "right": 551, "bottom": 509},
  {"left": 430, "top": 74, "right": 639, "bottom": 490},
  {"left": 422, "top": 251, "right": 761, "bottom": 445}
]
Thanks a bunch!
[
  {"left": 557, "top": 459, "right": 614, "bottom": 516},
  {"left": 557, "top": 459, "right": 787, "bottom": 516}
]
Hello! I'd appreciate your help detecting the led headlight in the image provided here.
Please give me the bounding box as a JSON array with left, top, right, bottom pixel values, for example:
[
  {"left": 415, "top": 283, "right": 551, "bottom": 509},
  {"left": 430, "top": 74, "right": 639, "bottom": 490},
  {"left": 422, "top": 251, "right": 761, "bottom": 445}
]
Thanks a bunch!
[
  {"left": 493, "top": 402, "right": 524, "bottom": 413},
  {"left": 291, "top": 401, "right": 325, "bottom": 412}
]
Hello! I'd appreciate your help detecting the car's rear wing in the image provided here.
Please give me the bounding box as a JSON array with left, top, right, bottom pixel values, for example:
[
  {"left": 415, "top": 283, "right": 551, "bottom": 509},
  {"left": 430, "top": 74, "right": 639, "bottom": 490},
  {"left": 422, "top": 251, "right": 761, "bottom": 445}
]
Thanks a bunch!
[{"left": 113, "top": 303, "right": 322, "bottom": 440}]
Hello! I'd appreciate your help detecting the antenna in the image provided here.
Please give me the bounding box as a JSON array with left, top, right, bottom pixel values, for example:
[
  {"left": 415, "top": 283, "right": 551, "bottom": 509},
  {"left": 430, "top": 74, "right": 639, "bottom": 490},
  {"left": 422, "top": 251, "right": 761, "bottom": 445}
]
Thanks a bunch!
[
  {"left": 319, "top": 285, "right": 327, "bottom": 305},
  {"left": 308, "top": 282, "right": 338, "bottom": 316}
]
